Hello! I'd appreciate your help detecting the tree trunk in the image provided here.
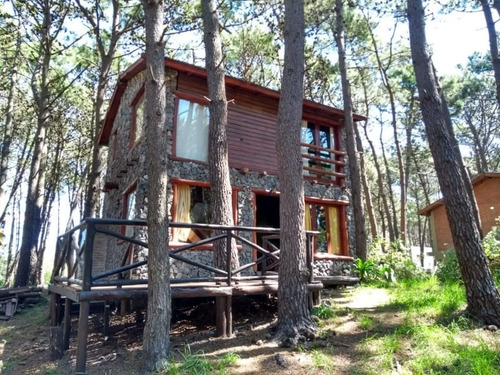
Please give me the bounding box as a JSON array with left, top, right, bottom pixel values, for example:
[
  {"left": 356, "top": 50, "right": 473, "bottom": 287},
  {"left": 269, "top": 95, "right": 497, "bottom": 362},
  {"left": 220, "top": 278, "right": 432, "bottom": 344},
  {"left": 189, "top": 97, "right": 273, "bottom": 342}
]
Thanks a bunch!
[
  {"left": 0, "top": 29, "right": 21, "bottom": 214},
  {"left": 275, "top": 0, "right": 316, "bottom": 340},
  {"left": 14, "top": 1, "right": 53, "bottom": 286},
  {"left": 202, "top": 0, "right": 240, "bottom": 273},
  {"left": 141, "top": 0, "right": 171, "bottom": 370},
  {"left": 480, "top": 0, "right": 500, "bottom": 105},
  {"left": 334, "top": 0, "right": 367, "bottom": 261},
  {"left": 408, "top": 0, "right": 500, "bottom": 325},
  {"left": 380, "top": 125, "right": 399, "bottom": 240},
  {"left": 355, "top": 122, "right": 378, "bottom": 239},
  {"left": 76, "top": 0, "right": 129, "bottom": 220}
]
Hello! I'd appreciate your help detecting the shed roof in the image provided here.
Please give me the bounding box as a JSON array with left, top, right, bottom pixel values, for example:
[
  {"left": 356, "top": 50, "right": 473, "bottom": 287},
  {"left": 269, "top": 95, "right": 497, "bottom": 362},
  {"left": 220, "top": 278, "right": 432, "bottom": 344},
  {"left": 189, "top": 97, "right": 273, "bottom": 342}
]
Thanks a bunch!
[
  {"left": 98, "top": 56, "right": 367, "bottom": 145},
  {"left": 417, "top": 172, "right": 500, "bottom": 216}
]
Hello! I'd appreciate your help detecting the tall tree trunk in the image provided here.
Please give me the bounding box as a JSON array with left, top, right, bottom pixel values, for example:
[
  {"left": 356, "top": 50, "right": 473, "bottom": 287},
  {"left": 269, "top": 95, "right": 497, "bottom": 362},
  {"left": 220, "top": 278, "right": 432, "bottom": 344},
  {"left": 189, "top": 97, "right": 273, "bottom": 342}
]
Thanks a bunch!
[
  {"left": 202, "top": 0, "right": 239, "bottom": 272},
  {"left": 355, "top": 122, "right": 377, "bottom": 239},
  {"left": 0, "top": 26, "right": 21, "bottom": 213},
  {"left": 480, "top": 0, "right": 500, "bottom": 105},
  {"left": 355, "top": 67, "right": 378, "bottom": 239},
  {"left": 365, "top": 16, "right": 406, "bottom": 243},
  {"left": 380, "top": 125, "right": 399, "bottom": 240},
  {"left": 334, "top": 0, "right": 367, "bottom": 261},
  {"left": 408, "top": 0, "right": 500, "bottom": 325},
  {"left": 76, "top": 0, "right": 134, "bottom": 219},
  {"left": 275, "top": 0, "right": 316, "bottom": 340},
  {"left": 14, "top": 1, "right": 52, "bottom": 286},
  {"left": 142, "top": 0, "right": 171, "bottom": 370}
]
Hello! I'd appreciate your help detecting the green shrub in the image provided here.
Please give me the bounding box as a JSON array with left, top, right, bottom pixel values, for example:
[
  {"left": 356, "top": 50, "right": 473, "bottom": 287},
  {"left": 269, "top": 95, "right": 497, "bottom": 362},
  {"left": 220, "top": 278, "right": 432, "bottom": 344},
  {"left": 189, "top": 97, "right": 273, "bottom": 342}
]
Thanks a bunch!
[
  {"left": 353, "top": 258, "right": 377, "bottom": 282},
  {"left": 369, "top": 242, "right": 427, "bottom": 281},
  {"left": 435, "top": 250, "right": 461, "bottom": 284},
  {"left": 483, "top": 220, "right": 500, "bottom": 280}
]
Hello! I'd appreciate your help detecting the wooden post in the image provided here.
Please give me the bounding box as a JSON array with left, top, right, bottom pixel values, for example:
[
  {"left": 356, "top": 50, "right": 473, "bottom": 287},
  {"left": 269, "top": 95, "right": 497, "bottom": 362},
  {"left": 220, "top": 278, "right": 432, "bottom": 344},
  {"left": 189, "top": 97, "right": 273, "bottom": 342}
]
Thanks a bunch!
[
  {"left": 215, "top": 296, "right": 226, "bottom": 337},
  {"left": 103, "top": 302, "right": 110, "bottom": 338},
  {"left": 225, "top": 296, "right": 232, "bottom": 336},
  {"left": 75, "top": 301, "right": 90, "bottom": 374},
  {"left": 75, "top": 220, "right": 95, "bottom": 375},
  {"left": 49, "top": 293, "right": 64, "bottom": 360},
  {"left": 62, "top": 298, "right": 72, "bottom": 350}
]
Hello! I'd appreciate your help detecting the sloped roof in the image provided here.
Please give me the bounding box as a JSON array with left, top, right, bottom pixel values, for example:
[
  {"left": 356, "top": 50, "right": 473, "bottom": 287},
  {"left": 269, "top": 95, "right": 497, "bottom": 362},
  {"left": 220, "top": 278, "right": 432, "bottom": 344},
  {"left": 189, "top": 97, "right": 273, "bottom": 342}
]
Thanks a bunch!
[
  {"left": 418, "top": 172, "right": 500, "bottom": 216},
  {"left": 98, "top": 55, "right": 367, "bottom": 145}
]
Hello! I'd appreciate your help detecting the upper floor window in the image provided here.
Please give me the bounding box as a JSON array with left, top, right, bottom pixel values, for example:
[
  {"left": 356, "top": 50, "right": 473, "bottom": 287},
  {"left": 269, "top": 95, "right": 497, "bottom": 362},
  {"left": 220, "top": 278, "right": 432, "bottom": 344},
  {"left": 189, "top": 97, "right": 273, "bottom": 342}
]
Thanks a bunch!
[
  {"left": 130, "top": 93, "right": 144, "bottom": 149},
  {"left": 301, "top": 121, "right": 344, "bottom": 183},
  {"left": 175, "top": 98, "right": 209, "bottom": 162}
]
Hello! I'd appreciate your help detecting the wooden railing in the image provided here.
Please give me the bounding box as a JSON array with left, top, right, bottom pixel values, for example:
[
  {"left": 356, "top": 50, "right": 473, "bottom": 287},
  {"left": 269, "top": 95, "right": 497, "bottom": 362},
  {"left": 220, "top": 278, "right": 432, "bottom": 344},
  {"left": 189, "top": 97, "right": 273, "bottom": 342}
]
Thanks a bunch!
[
  {"left": 301, "top": 142, "right": 346, "bottom": 185},
  {"left": 51, "top": 218, "right": 319, "bottom": 292}
]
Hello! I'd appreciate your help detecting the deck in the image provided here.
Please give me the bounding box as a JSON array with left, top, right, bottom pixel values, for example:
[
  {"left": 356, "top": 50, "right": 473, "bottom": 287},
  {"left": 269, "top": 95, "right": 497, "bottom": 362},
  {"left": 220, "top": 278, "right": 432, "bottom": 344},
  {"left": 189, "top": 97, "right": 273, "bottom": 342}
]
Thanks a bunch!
[{"left": 48, "top": 218, "right": 325, "bottom": 374}]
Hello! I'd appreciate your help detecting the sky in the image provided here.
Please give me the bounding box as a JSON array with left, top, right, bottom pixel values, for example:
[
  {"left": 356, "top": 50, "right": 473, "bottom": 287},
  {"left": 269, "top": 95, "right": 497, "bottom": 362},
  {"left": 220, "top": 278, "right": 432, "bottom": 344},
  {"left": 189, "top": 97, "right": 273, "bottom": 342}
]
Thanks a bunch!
[{"left": 428, "top": 9, "right": 490, "bottom": 74}]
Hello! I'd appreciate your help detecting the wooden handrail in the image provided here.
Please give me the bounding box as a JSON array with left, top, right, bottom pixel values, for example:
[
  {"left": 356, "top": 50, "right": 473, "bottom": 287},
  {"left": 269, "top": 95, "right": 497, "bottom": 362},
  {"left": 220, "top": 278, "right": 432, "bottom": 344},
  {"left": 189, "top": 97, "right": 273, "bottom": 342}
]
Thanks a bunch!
[
  {"left": 300, "top": 142, "right": 346, "bottom": 156},
  {"left": 301, "top": 153, "right": 346, "bottom": 166},
  {"left": 303, "top": 166, "right": 347, "bottom": 178}
]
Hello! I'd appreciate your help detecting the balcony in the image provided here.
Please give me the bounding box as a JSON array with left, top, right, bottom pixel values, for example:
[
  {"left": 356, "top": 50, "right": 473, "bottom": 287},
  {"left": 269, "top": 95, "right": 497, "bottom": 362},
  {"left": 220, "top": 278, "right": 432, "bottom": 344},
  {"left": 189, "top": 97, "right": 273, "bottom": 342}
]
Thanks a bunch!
[{"left": 301, "top": 142, "right": 346, "bottom": 185}]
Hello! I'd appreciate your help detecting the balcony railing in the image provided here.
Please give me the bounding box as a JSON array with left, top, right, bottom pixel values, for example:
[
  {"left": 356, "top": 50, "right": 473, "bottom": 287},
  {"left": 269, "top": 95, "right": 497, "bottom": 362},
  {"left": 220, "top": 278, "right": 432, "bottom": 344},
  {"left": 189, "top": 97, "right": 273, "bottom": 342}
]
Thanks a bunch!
[{"left": 301, "top": 142, "right": 346, "bottom": 185}]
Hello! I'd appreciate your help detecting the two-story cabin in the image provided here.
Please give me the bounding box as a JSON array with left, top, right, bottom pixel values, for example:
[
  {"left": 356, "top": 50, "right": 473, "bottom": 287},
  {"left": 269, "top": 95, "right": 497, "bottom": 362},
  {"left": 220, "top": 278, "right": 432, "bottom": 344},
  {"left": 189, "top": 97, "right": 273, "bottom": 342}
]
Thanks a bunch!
[{"left": 98, "top": 56, "right": 364, "bottom": 279}]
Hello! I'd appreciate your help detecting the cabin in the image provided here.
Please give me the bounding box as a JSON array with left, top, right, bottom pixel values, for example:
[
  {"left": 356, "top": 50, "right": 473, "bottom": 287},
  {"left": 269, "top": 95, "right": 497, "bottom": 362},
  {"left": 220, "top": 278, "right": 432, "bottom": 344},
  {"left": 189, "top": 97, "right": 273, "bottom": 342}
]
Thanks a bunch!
[
  {"left": 418, "top": 172, "right": 500, "bottom": 257},
  {"left": 97, "top": 56, "right": 365, "bottom": 279}
]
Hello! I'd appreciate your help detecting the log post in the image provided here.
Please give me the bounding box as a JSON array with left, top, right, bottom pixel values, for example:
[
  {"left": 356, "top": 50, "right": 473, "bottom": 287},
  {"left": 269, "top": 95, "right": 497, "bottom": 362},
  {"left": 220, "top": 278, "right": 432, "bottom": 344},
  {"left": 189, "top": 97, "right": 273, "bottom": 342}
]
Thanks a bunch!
[
  {"left": 62, "top": 298, "right": 72, "bottom": 350},
  {"left": 75, "top": 301, "right": 90, "bottom": 374},
  {"left": 215, "top": 296, "right": 227, "bottom": 337}
]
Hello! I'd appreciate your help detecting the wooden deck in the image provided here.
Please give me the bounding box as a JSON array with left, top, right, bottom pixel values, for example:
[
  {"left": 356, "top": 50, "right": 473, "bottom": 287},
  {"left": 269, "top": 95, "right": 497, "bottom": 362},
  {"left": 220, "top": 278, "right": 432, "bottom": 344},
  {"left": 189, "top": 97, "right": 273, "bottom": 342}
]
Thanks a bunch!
[{"left": 48, "top": 218, "right": 348, "bottom": 374}]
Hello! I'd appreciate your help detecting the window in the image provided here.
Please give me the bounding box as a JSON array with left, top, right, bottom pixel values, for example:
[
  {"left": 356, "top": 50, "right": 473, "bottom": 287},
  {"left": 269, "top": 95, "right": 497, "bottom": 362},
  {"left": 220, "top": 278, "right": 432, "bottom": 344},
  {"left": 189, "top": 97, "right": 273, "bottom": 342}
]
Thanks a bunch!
[
  {"left": 171, "top": 182, "right": 238, "bottom": 244},
  {"left": 122, "top": 183, "right": 137, "bottom": 237},
  {"left": 301, "top": 121, "right": 342, "bottom": 182},
  {"left": 175, "top": 98, "right": 209, "bottom": 162},
  {"left": 305, "top": 202, "right": 344, "bottom": 255},
  {"left": 130, "top": 93, "right": 144, "bottom": 148}
]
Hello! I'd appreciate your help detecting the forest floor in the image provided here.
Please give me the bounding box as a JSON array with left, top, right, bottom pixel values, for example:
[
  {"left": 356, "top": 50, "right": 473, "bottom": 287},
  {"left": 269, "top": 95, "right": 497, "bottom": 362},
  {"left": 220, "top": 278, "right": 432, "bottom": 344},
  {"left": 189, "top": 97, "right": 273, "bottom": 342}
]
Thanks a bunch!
[{"left": 1, "top": 284, "right": 498, "bottom": 374}]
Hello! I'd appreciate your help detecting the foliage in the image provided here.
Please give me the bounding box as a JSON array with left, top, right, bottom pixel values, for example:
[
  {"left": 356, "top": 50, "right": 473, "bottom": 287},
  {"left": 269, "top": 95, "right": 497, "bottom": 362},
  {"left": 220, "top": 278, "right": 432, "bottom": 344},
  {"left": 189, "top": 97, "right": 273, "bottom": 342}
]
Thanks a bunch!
[
  {"left": 353, "top": 258, "right": 377, "bottom": 282},
  {"left": 436, "top": 221, "right": 500, "bottom": 284},
  {"left": 435, "top": 250, "right": 462, "bottom": 284},
  {"left": 311, "top": 302, "right": 336, "bottom": 319},
  {"left": 165, "top": 348, "right": 240, "bottom": 375},
  {"left": 368, "top": 240, "right": 427, "bottom": 282},
  {"left": 482, "top": 220, "right": 500, "bottom": 281}
]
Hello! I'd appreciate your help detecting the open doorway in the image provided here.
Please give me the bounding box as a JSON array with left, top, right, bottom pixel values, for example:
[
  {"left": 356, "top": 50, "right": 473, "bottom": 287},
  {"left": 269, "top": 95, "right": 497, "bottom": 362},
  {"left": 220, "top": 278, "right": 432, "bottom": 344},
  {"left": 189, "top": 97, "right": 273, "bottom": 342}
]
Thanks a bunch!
[{"left": 254, "top": 194, "right": 280, "bottom": 271}]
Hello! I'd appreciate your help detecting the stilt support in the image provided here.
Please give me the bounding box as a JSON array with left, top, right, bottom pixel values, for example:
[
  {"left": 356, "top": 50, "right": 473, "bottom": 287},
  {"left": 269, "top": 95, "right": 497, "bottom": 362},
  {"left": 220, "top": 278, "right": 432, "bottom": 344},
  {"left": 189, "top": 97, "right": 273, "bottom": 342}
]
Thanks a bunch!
[{"left": 75, "top": 300, "right": 90, "bottom": 375}]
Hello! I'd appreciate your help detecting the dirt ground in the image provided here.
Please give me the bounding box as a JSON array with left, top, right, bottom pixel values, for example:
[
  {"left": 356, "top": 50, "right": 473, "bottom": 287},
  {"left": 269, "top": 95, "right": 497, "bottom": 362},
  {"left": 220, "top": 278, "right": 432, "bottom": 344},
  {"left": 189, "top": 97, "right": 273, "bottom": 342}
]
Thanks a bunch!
[{"left": 0, "top": 287, "right": 394, "bottom": 375}]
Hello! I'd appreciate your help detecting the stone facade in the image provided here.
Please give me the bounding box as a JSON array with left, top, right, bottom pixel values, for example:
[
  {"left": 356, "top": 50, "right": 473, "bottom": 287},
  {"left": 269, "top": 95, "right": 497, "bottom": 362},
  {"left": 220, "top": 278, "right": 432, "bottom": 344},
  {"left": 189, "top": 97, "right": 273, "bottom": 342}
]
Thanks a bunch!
[{"left": 101, "top": 66, "right": 355, "bottom": 280}]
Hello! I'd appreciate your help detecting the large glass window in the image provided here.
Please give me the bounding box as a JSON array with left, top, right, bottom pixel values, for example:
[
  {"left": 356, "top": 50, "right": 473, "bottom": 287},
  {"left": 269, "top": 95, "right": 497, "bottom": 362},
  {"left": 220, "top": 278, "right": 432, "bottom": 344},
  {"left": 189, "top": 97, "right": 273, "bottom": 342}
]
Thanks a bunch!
[
  {"left": 173, "top": 184, "right": 212, "bottom": 243},
  {"left": 305, "top": 202, "right": 342, "bottom": 255},
  {"left": 175, "top": 99, "right": 209, "bottom": 162}
]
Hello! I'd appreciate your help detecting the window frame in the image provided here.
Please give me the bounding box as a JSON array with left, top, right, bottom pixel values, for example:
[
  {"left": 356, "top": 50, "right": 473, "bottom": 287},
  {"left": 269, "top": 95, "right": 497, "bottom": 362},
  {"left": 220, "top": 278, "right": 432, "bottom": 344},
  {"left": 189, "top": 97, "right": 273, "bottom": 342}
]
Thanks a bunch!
[
  {"left": 129, "top": 87, "right": 145, "bottom": 150},
  {"left": 305, "top": 197, "right": 350, "bottom": 259},
  {"left": 172, "top": 93, "right": 210, "bottom": 164},
  {"left": 170, "top": 178, "right": 239, "bottom": 249},
  {"left": 301, "top": 118, "right": 344, "bottom": 184}
]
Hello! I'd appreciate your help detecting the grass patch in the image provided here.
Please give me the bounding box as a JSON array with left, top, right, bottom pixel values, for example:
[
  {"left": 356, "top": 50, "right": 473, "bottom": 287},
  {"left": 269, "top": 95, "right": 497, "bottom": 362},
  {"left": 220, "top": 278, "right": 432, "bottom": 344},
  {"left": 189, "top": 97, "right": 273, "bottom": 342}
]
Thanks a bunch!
[
  {"left": 311, "top": 350, "right": 334, "bottom": 372},
  {"left": 349, "top": 279, "right": 498, "bottom": 375},
  {"left": 356, "top": 314, "right": 374, "bottom": 330},
  {"left": 384, "top": 277, "right": 466, "bottom": 318},
  {"left": 165, "top": 348, "right": 240, "bottom": 375}
]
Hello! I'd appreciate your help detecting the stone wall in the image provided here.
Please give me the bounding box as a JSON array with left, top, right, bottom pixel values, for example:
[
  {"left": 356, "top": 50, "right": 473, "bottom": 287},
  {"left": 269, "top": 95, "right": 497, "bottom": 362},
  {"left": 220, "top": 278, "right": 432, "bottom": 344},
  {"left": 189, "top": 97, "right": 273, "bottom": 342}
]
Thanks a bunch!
[{"left": 101, "top": 67, "right": 355, "bottom": 280}]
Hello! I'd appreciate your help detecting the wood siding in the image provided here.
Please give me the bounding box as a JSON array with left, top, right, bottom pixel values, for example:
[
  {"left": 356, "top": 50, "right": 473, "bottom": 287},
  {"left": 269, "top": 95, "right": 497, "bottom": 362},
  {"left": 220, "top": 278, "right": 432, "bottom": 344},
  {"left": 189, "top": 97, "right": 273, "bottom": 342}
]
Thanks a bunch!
[{"left": 176, "top": 72, "right": 341, "bottom": 175}]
